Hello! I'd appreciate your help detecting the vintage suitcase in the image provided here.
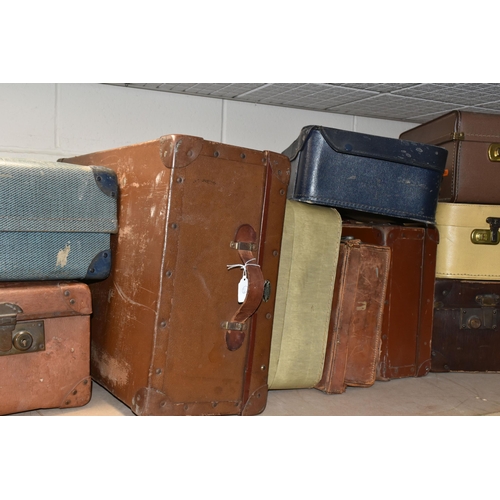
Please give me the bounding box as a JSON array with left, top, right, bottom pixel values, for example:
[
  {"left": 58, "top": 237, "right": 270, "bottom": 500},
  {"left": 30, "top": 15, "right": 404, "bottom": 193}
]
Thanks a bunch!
[
  {"left": 432, "top": 279, "right": 500, "bottom": 372},
  {"left": 0, "top": 158, "right": 118, "bottom": 281},
  {"left": 283, "top": 125, "right": 448, "bottom": 224},
  {"left": 268, "top": 200, "right": 341, "bottom": 390},
  {"left": 61, "top": 135, "right": 290, "bottom": 416},
  {"left": 400, "top": 110, "right": 500, "bottom": 204},
  {"left": 341, "top": 221, "right": 438, "bottom": 380},
  {"left": 0, "top": 281, "right": 92, "bottom": 415},
  {"left": 435, "top": 202, "right": 500, "bottom": 281},
  {"left": 316, "top": 238, "right": 390, "bottom": 394}
]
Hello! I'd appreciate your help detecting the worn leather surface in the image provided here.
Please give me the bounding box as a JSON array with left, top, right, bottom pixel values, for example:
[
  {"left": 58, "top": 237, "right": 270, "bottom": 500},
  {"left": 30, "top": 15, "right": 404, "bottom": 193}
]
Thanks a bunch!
[
  {"left": 432, "top": 280, "right": 500, "bottom": 372},
  {"left": 285, "top": 126, "right": 446, "bottom": 224},
  {"left": 400, "top": 110, "right": 500, "bottom": 203},
  {"left": 435, "top": 202, "right": 500, "bottom": 280},
  {"left": 341, "top": 222, "right": 437, "bottom": 380},
  {"left": 316, "top": 239, "right": 390, "bottom": 394},
  {"left": 62, "top": 137, "right": 289, "bottom": 416},
  {"left": 0, "top": 282, "right": 91, "bottom": 415},
  {"left": 268, "top": 201, "right": 341, "bottom": 390}
]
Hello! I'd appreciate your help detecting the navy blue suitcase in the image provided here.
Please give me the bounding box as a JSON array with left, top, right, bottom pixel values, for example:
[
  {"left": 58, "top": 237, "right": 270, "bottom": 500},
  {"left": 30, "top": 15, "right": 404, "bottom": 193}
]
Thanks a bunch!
[
  {"left": 0, "top": 158, "right": 118, "bottom": 281},
  {"left": 283, "top": 126, "right": 448, "bottom": 224}
]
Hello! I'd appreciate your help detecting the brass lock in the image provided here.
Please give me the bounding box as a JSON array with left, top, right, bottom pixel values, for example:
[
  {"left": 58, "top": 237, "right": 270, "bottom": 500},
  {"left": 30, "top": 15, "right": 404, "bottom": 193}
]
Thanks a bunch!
[
  {"left": 459, "top": 294, "right": 499, "bottom": 330},
  {"left": 0, "top": 302, "right": 45, "bottom": 357},
  {"left": 471, "top": 217, "right": 500, "bottom": 245},
  {"left": 467, "top": 316, "right": 482, "bottom": 329},
  {"left": 488, "top": 143, "right": 500, "bottom": 162},
  {"left": 12, "top": 331, "right": 34, "bottom": 351}
]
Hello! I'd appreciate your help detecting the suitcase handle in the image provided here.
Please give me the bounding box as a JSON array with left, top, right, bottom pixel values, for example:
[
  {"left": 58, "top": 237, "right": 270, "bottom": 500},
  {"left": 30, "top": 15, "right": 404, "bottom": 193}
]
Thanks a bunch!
[{"left": 224, "top": 224, "right": 264, "bottom": 351}]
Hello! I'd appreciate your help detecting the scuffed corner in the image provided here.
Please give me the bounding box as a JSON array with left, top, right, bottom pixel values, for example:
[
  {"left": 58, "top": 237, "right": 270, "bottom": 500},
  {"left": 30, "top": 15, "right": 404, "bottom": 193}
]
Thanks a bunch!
[
  {"left": 159, "top": 135, "right": 204, "bottom": 169},
  {"left": 59, "top": 377, "right": 92, "bottom": 408},
  {"left": 241, "top": 384, "right": 268, "bottom": 416}
]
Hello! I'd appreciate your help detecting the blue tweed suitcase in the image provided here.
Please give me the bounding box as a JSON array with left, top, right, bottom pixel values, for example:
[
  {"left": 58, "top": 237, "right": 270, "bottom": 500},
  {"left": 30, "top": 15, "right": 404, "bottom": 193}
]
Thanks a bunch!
[
  {"left": 283, "top": 126, "right": 448, "bottom": 224},
  {"left": 0, "top": 158, "right": 118, "bottom": 281}
]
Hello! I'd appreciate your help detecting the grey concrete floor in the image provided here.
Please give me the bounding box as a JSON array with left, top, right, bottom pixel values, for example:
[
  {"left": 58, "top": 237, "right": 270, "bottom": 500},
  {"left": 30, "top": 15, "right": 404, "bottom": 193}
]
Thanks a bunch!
[{"left": 7, "top": 372, "right": 500, "bottom": 416}]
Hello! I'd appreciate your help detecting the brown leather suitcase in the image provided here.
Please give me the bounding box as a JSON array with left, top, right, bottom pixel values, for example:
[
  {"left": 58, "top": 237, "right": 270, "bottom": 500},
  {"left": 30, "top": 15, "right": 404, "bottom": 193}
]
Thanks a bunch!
[
  {"left": 61, "top": 135, "right": 290, "bottom": 416},
  {"left": 341, "top": 222, "right": 438, "bottom": 380},
  {"left": 0, "top": 281, "right": 92, "bottom": 415},
  {"left": 315, "top": 238, "right": 390, "bottom": 394},
  {"left": 432, "top": 279, "right": 500, "bottom": 372},
  {"left": 399, "top": 110, "right": 500, "bottom": 204}
]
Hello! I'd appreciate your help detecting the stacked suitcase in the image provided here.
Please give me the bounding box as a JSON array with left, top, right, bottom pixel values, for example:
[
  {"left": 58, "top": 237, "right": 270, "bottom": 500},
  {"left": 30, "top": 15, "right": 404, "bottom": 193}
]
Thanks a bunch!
[
  {"left": 0, "top": 158, "right": 118, "bottom": 414},
  {"left": 279, "top": 125, "right": 448, "bottom": 393},
  {"left": 400, "top": 110, "right": 500, "bottom": 373}
]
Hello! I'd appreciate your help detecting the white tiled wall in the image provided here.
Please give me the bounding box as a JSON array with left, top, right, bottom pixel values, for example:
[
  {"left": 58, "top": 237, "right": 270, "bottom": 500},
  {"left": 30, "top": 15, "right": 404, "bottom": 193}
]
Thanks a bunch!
[{"left": 0, "top": 83, "right": 418, "bottom": 160}]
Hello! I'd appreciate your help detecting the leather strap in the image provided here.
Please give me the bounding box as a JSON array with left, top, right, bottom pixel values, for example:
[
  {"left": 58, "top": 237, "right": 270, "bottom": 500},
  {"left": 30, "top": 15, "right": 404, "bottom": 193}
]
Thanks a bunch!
[{"left": 225, "top": 224, "right": 264, "bottom": 351}]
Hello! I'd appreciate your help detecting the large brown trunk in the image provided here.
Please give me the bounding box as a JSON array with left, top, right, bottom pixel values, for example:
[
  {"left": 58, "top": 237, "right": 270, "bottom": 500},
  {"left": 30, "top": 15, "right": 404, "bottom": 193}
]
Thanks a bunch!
[{"left": 61, "top": 135, "right": 289, "bottom": 415}]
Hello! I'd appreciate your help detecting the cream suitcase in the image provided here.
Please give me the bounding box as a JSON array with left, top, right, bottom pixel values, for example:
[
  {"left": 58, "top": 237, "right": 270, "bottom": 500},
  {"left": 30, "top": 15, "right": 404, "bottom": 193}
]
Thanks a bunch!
[
  {"left": 435, "top": 203, "right": 500, "bottom": 280},
  {"left": 268, "top": 200, "right": 341, "bottom": 389}
]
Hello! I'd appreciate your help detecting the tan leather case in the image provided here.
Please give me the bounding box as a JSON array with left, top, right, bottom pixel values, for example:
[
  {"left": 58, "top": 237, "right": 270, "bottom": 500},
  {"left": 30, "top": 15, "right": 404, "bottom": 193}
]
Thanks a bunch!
[
  {"left": 268, "top": 200, "right": 341, "bottom": 390},
  {"left": 400, "top": 110, "right": 500, "bottom": 204},
  {"left": 0, "top": 282, "right": 91, "bottom": 415},
  {"left": 435, "top": 202, "right": 500, "bottom": 280},
  {"left": 316, "top": 239, "right": 390, "bottom": 394},
  {"left": 341, "top": 222, "right": 438, "bottom": 380},
  {"left": 61, "top": 135, "right": 289, "bottom": 416}
]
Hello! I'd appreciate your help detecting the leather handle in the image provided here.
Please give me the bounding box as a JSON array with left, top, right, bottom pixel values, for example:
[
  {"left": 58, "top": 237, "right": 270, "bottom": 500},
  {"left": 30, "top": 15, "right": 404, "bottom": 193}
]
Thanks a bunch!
[{"left": 224, "top": 224, "right": 264, "bottom": 351}]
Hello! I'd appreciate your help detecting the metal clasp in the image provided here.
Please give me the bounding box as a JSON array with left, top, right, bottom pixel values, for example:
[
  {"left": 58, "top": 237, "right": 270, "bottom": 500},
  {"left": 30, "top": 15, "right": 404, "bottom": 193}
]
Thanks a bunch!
[
  {"left": 0, "top": 303, "right": 23, "bottom": 352},
  {"left": 471, "top": 217, "right": 500, "bottom": 245},
  {"left": 459, "top": 294, "right": 499, "bottom": 330},
  {"left": 488, "top": 143, "right": 500, "bottom": 162},
  {"left": 0, "top": 302, "right": 45, "bottom": 357}
]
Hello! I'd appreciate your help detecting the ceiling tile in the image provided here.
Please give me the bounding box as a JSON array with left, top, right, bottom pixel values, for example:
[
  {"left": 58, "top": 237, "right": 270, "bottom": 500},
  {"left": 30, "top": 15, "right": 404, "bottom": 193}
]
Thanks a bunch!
[
  {"left": 104, "top": 83, "right": 500, "bottom": 124},
  {"left": 392, "top": 83, "right": 500, "bottom": 106},
  {"left": 337, "top": 83, "right": 420, "bottom": 93},
  {"left": 326, "top": 93, "right": 460, "bottom": 121}
]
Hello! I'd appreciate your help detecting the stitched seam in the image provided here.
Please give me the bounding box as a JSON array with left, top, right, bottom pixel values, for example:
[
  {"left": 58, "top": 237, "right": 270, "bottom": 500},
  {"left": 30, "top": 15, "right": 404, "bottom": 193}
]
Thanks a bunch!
[
  {"left": 294, "top": 196, "right": 434, "bottom": 220},
  {"left": 437, "top": 272, "right": 500, "bottom": 277}
]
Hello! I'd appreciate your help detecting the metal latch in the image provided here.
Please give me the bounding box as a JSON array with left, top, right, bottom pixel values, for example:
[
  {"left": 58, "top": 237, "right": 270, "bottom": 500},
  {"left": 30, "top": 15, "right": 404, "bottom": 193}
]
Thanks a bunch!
[
  {"left": 0, "top": 302, "right": 45, "bottom": 357},
  {"left": 263, "top": 280, "right": 271, "bottom": 302},
  {"left": 460, "top": 294, "right": 499, "bottom": 330},
  {"left": 0, "top": 303, "right": 23, "bottom": 352},
  {"left": 451, "top": 132, "right": 465, "bottom": 141},
  {"left": 470, "top": 217, "right": 500, "bottom": 245},
  {"left": 488, "top": 143, "right": 500, "bottom": 162}
]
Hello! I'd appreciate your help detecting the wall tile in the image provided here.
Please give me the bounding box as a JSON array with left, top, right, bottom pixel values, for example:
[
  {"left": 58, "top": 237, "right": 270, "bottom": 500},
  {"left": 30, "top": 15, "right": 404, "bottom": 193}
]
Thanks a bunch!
[
  {"left": 223, "top": 100, "right": 353, "bottom": 153},
  {"left": 57, "top": 84, "right": 223, "bottom": 154},
  {"left": 354, "top": 115, "right": 419, "bottom": 138},
  {"left": 0, "top": 84, "right": 56, "bottom": 150}
]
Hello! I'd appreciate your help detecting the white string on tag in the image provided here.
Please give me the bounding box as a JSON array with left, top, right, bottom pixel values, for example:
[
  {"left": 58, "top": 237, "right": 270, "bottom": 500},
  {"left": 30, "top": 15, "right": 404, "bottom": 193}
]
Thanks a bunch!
[{"left": 227, "top": 258, "right": 260, "bottom": 304}]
